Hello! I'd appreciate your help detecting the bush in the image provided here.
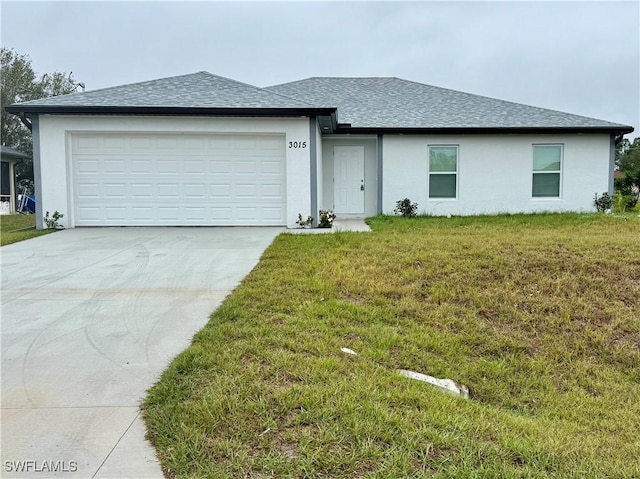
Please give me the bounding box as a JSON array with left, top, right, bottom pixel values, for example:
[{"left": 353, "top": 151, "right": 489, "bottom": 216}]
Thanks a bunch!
[
  {"left": 44, "top": 210, "right": 64, "bottom": 229},
  {"left": 594, "top": 192, "right": 612, "bottom": 213},
  {"left": 296, "top": 213, "right": 313, "bottom": 228},
  {"left": 394, "top": 198, "right": 418, "bottom": 217},
  {"left": 612, "top": 191, "right": 632, "bottom": 214},
  {"left": 318, "top": 210, "right": 336, "bottom": 228}
]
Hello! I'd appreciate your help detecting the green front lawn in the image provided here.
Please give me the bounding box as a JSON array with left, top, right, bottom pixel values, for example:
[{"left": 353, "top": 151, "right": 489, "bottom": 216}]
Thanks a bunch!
[
  {"left": 0, "top": 214, "right": 54, "bottom": 246},
  {"left": 143, "top": 213, "right": 640, "bottom": 478}
]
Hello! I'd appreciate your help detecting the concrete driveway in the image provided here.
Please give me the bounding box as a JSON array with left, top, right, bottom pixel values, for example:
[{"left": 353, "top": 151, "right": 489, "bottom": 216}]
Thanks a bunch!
[{"left": 1, "top": 227, "right": 282, "bottom": 478}]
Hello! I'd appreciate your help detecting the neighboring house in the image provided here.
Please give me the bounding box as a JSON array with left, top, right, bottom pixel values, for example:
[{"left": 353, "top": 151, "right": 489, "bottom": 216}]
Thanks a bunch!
[
  {"left": 0, "top": 145, "right": 29, "bottom": 215},
  {"left": 5, "top": 72, "right": 633, "bottom": 229}
]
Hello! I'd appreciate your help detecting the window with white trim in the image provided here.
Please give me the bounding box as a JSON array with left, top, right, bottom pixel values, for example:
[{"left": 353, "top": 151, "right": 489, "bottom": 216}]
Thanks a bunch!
[
  {"left": 428, "top": 145, "right": 458, "bottom": 198},
  {"left": 532, "top": 144, "right": 562, "bottom": 198}
]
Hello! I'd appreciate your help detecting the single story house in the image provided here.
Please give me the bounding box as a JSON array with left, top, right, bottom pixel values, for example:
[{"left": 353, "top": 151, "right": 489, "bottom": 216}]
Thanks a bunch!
[
  {"left": 0, "top": 145, "right": 29, "bottom": 215},
  {"left": 5, "top": 72, "right": 633, "bottom": 229}
]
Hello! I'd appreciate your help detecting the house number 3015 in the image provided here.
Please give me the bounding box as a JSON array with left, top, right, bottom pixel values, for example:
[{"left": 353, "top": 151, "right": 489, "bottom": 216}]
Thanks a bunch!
[{"left": 288, "top": 141, "right": 307, "bottom": 149}]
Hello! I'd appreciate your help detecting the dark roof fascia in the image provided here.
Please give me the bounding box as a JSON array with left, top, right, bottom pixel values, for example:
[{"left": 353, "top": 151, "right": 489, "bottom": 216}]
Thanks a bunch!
[
  {"left": 1, "top": 145, "right": 30, "bottom": 160},
  {"left": 335, "top": 125, "right": 635, "bottom": 135},
  {"left": 1, "top": 152, "right": 30, "bottom": 160},
  {"left": 4, "top": 105, "right": 337, "bottom": 117}
]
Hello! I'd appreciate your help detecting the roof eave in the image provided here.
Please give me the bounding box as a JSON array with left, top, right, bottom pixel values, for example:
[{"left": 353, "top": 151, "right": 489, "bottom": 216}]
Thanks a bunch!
[
  {"left": 1, "top": 152, "right": 30, "bottom": 160},
  {"left": 335, "top": 125, "right": 635, "bottom": 135},
  {"left": 4, "top": 105, "right": 337, "bottom": 117}
]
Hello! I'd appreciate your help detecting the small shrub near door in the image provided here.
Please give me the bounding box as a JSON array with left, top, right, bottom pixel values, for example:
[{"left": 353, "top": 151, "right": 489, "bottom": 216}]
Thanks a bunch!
[
  {"left": 296, "top": 213, "right": 313, "bottom": 228},
  {"left": 394, "top": 198, "right": 418, "bottom": 217},
  {"left": 594, "top": 192, "right": 612, "bottom": 213},
  {"left": 44, "top": 211, "right": 64, "bottom": 229},
  {"left": 318, "top": 210, "right": 336, "bottom": 228}
]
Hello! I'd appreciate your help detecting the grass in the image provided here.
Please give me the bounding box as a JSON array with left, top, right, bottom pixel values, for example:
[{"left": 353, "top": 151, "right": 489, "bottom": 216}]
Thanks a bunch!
[
  {"left": 143, "top": 213, "right": 640, "bottom": 478},
  {"left": 0, "top": 214, "right": 54, "bottom": 246}
]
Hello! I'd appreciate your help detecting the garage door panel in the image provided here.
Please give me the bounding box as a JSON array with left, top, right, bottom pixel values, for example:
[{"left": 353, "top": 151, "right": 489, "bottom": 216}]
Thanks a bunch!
[
  {"left": 157, "top": 184, "right": 179, "bottom": 198},
  {"left": 183, "top": 184, "right": 206, "bottom": 198},
  {"left": 102, "top": 160, "right": 126, "bottom": 174},
  {"left": 77, "top": 206, "right": 101, "bottom": 221},
  {"left": 261, "top": 184, "right": 284, "bottom": 198},
  {"left": 104, "top": 183, "right": 127, "bottom": 198},
  {"left": 105, "top": 207, "right": 127, "bottom": 220},
  {"left": 211, "top": 207, "right": 232, "bottom": 220},
  {"left": 236, "top": 184, "right": 258, "bottom": 198},
  {"left": 158, "top": 207, "right": 179, "bottom": 221},
  {"left": 130, "top": 184, "right": 153, "bottom": 198},
  {"left": 261, "top": 159, "right": 284, "bottom": 175},
  {"left": 72, "top": 133, "right": 286, "bottom": 226},
  {"left": 210, "top": 161, "right": 232, "bottom": 174},
  {"left": 235, "top": 137, "right": 257, "bottom": 150},
  {"left": 101, "top": 136, "right": 126, "bottom": 149},
  {"left": 210, "top": 184, "right": 232, "bottom": 198},
  {"left": 184, "top": 160, "right": 205, "bottom": 174},
  {"left": 157, "top": 160, "right": 179, "bottom": 174},
  {"left": 262, "top": 206, "right": 285, "bottom": 219},
  {"left": 76, "top": 183, "right": 100, "bottom": 198},
  {"left": 75, "top": 159, "right": 100, "bottom": 174},
  {"left": 132, "top": 207, "right": 154, "bottom": 221},
  {"left": 235, "top": 161, "right": 258, "bottom": 174},
  {"left": 131, "top": 160, "right": 153, "bottom": 173},
  {"left": 260, "top": 137, "right": 285, "bottom": 150}
]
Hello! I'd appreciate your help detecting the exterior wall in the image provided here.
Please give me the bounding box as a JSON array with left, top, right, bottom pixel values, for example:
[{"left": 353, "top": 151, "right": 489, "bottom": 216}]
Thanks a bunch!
[
  {"left": 382, "top": 133, "right": 611, "bottom": 216},
  {"left": 321, "top": 136, "right": 378, "bottom": 217},
  {"left": 36, "top": 115, "right": 311, "bottom": 228}
]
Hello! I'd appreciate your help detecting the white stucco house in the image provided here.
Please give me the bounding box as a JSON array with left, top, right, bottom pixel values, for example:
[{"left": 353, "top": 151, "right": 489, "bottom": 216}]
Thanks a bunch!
[{"left": 5, "top": 72, "right": 633, "bottom": 229}]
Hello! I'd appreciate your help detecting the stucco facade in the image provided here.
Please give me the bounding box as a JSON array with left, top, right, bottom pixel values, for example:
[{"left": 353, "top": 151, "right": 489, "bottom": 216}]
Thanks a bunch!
[
  {"left": 32, "top": 115, "right": 616, "bottom": 228},
  {"left": 35, "top": 115, "right": 312, "bottom": 228},
  {"left": 381, "top": 133, "right": 612, "bottom": 216}
]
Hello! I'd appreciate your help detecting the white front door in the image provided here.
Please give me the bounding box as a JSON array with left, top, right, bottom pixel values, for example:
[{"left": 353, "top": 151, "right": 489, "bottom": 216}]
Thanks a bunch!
[{"left": 334, "top": 146, "right": 364, "bottom": 214}]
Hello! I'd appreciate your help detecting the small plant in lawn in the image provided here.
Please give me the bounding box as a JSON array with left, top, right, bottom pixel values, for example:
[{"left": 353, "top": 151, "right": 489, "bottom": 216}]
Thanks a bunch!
[
  {"left": 394, "top": 198, "right": 418, "bottom": 217},
  {"left": 612, "top": 191, "right": 631, "bottom": 214},
  {"left": 594, "top": 192, "right": 612, "bottom": 213},
  {"left": 296, "top": 213, "right": 314, "bottom": 228},
  {"left": 318, "top": 210, "right": 336, "bottom": 228},
  {"left": 44, "top": 210, "right": 64, "bottom": 229}
]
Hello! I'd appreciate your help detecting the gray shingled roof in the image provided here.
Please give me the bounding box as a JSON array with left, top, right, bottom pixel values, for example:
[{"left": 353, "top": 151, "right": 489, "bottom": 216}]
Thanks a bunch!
[
  {"left": 7, "top": 72, "right": 631, "bottom": 132},
  {"left": 265, "top": 77, "right": 629, "bottom": 130},
  {"left": 13, "top": 72, "right": 313, "bottom": 109}
]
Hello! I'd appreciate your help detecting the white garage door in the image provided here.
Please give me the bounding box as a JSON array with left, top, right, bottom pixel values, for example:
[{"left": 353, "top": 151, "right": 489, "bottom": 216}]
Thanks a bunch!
[{"left": 71, "top": 133, "right": 286, "bottom": 226}]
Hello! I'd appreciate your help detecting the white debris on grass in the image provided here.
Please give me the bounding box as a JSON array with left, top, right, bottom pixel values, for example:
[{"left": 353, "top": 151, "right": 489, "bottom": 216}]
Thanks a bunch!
[
  {"left": 397, "top": 369, "right": 470, "bottom": 399},
  {"left": 341, "top": 347, "right": 357, "bottom": 355}
]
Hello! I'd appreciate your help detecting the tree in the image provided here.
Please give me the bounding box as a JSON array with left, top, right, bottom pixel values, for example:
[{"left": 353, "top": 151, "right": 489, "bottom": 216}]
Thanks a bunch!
[
  {"left": 1, "top": 47, "right": 79, "bottom": 181},
  {"left": 615, "top": 136, "right": 640, "bottom": 207}
]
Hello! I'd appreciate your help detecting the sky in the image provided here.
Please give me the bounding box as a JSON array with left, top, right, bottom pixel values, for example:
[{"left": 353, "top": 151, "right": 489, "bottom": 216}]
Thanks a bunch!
[{"left": 1, "top": 1, "right": 639, "bottom": 135}]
